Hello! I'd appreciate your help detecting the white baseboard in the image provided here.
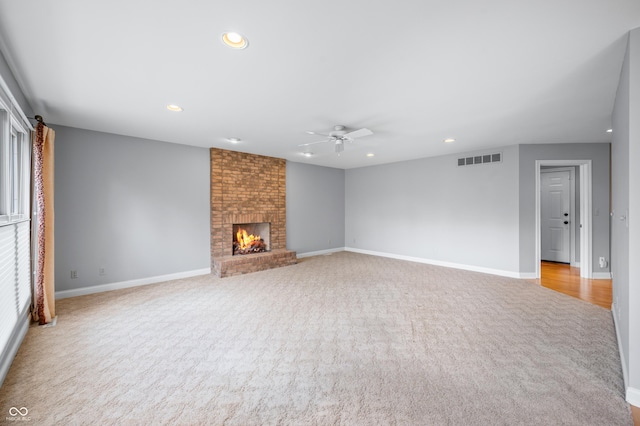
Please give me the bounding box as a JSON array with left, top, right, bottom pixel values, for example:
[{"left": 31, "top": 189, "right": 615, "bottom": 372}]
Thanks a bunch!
[
  {"left": 519, "top": 272, "right": 538, "bottom": 279},
  {"left": 627, "top": 386, "right": 640, "bottom": 407},
  {"left": 297, "top": 247, "right": 346, "bottom": 258},
  {"left": 592, "top": 272, "right": 612, "bottom": 279},
  {"left": 612, "top": 303, "right": 631, "bottom": 399},
  {"left": 344, "top": 247, "right": 526, "bottom": 279},
  {"left": 0, "top": 306, "right": 29, "bottom": 388},
  {"left": 55, "top": 268, "right": 212, "bottom": 299},
  {"left": 612, "top": 302, "right": 640, "bottom": 407}
]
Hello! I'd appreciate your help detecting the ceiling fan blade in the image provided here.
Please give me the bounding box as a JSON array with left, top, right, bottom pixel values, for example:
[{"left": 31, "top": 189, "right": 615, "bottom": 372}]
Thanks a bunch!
[
  {"left": 343, "top": 128, "right": 373, "bottom": 139},
  {"left": 305, "top": 131, "right": 330, "bottom": 137},
  {"left": 298, "top": 139, "right": 330, "bottom": 147}
]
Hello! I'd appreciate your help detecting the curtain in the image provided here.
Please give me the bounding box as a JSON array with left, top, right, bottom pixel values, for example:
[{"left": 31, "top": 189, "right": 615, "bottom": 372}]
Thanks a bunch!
[{"left": 33, "top": 122, "right": 55, "bottom": 325}]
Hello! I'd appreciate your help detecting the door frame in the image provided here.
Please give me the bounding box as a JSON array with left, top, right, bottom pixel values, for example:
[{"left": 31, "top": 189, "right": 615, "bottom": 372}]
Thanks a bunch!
[{"left": 535, "top": 160, "right": 592, "bottom": 279}]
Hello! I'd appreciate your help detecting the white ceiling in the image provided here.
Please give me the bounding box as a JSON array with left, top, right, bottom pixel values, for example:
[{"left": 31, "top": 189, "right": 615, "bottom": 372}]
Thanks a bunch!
[{"left": 1, "top": 1, "right": 639, "bottom": 169}]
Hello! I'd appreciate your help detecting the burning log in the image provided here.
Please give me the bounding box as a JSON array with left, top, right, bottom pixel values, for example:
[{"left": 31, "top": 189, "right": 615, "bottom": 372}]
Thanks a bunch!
[
  {"left": 233, "top": 227, "right": 267, "bottom": 255},
  {"left": 233, "top": 239, "right": 266, "bottom": 255}
]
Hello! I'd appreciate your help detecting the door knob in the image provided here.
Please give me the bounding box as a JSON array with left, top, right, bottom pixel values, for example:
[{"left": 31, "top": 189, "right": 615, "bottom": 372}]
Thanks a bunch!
[
  {"left": 564, "top": 213, "right": 569, "bottom": 216},
  {"left": 564, "top": 221, "right": 569, "bottom": 225}
]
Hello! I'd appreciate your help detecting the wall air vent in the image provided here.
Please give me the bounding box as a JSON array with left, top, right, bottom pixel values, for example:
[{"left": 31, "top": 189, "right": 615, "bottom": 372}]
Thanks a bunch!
[{"left": 457, "top": 152, "right": 502, "bottom": 166}]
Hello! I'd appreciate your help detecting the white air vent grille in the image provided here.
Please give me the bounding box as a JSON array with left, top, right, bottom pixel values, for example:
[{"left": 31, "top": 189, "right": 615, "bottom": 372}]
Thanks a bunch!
[{"left": 458, "top": 152, "right": 502, "bottom": 166}]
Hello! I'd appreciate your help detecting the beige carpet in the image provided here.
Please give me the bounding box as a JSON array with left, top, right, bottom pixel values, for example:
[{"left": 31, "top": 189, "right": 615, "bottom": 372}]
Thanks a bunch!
[{"left": 0, "top": 252, "right": 632, "bottom": 425}]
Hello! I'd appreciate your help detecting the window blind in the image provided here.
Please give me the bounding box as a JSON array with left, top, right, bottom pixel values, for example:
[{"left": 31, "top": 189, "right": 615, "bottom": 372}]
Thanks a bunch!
[{"left": 0, "top": 221, "right": 31, "bottom": 356}]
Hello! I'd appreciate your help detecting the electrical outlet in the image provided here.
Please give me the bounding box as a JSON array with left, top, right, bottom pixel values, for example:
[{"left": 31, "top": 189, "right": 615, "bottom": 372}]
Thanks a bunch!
[
  {"left": 99, "top": 267, "right": 106, "bottom": 276},
  {"left": 70, "top": 270, "right": 78, "bottom": 279}
]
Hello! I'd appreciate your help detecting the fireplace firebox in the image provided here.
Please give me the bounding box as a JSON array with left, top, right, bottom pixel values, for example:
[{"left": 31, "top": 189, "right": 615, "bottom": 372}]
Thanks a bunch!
[{"left": 232, "top": 222, "right": 270, "bottom": 255}]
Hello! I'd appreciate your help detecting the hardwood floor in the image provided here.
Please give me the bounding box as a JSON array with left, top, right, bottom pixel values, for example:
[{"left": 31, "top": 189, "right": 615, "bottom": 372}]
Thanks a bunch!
[
  {"left": 529, "top": 262, "right": 640, "bottom": 426},
  {"left": 529, "top": 261, "right": 612, "bottom": 309}
]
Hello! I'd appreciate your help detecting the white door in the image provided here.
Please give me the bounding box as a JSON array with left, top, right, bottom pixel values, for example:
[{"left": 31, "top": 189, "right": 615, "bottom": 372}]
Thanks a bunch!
[{"left": 541, "top": 170, "right": 571, "bottom": 263}]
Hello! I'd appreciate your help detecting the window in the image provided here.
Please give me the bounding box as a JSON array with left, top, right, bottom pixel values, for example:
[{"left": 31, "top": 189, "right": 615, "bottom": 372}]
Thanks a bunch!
[
  {"left": 0, "top": 111, "right": 29, "bottom": 224},
  {"left": 0, "top": 76, "right": 33, "bottom": 379},
  {"left": 11, "top": 129, "right": 19, "bottom": 214}
]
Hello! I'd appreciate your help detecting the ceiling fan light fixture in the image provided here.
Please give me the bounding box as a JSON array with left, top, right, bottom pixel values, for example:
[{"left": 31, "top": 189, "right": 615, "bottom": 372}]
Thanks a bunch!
[
  {"left": 222, "top": 32, "right": 249, "bottom": 49},
  {"left": 301, "top": 125, "right": 373, "bottom": 155}
]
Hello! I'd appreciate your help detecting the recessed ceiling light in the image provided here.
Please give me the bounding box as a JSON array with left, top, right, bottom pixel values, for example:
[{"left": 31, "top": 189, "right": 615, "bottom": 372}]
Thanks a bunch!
[
  {"left": 366, "top": 153, "right": 375, "bottom": 157},
  {"left": 222, "top": 32, "right": 249, "bottom": 49},
  {"left": 444, "top": 138, "right": 456, "bottom": 143},
  {"left": 302, "top": 152, "right": 314, "bottom": 157},
  {"left": 606, "top": 129, "right": 613, "bottom": 133},
  {"left": 227, "top": 137, "right": 241, "bottom": 143},
  {"left": 166, "top": 104, "right": 183, "bottom": 112}
]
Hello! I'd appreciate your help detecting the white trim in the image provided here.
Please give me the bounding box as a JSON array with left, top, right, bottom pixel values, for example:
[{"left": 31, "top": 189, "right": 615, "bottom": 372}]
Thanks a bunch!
[
  {"left": 518, "top": 272, "right": 538, "bottom": 279},
  {"left": 296, "top": 247, "right": 346, "bottom": 258},
  {"left": 535, "top": 160, "right": 593, "bottom": 279},
  {"left": 0, "top": 306, "right": 29, "bottom": 388},
  {"left": 55, "top": 268, "right": 211, "bottom": 299},
  {"left": 611, "top": 303, "right": 640, "bottom": 407},
  {"left": 592, "top": 272, "right": 612, "bottom": 279},
  {"left": 612, "top": 303, "right": 629, "bottom": 392},
  {"left": 580, "top": 162, "right": 593, "bottom": 279},
  {"left": 0, "top": 73, "right": 33, "bottom": 132},
  {"left": 613, "top": 304, "right": 640, "bottom": 406},
  {"left": 0, "top": 217, "right": 30, "bottom": 228},
  {"left": 627, "top": 387, "right": 640, "bottom": 407},
  {"left": 345, "top": 247, "right": 526, "bottom": 278}
]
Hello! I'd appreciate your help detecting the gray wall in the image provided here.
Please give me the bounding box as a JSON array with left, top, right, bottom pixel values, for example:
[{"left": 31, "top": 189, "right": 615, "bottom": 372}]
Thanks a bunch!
[
  {"left": 345, "top": 145, "right": 521, "bottom": 274},
  {"left": 286, "top": 161, "right": 345, "bottom": 254},
  {"left": 627, "top": 27, "right": 640, "bottom": 400},
  {"left": 612, "top": 33, "right": 630, "bottom": 384},
  {"left": 611, "top": 27, "right": 640, "bottom": 402},
  {"left": 518, "top": 143, "right": 611, "bottom": 274},
  {"left": 54, "top": 126, "right": 211, "bottom": 291}
]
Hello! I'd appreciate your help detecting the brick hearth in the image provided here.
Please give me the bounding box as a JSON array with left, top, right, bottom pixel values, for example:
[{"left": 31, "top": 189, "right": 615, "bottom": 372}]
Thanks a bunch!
[
  {"left": 210, "top": 148, "right": 296, "bottom": 277},
  {"left": 213, "top": 249, "right": 297, "bottom": 277}
]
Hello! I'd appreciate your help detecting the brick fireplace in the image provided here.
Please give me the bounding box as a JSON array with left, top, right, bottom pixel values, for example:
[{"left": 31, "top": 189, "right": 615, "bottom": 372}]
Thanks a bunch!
[{"left": 210, "top": 148, "right": 297, "bottom": 277}]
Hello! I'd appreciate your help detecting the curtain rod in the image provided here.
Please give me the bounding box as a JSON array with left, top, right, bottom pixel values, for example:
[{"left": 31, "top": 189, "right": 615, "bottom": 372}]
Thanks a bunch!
[{"left": 29, "top": 115, "right": 47, "bottom": 126}]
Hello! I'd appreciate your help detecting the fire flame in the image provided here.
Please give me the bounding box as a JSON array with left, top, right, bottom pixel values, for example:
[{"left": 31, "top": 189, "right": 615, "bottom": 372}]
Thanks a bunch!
[{"left": 236, "top": 228, "right": 261, "bottom": 249}]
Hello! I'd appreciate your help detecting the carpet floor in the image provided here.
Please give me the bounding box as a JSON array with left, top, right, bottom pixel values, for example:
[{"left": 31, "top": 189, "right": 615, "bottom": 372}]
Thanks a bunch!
[{"left": 0, "top": 252, "right": 632, "bottom": 425}]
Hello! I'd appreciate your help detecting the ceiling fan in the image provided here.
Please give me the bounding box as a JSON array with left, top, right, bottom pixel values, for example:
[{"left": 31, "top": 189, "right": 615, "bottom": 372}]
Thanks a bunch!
[{"left": 299, "top": 125, "right": 373, "bottom": 155}]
